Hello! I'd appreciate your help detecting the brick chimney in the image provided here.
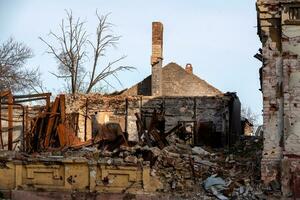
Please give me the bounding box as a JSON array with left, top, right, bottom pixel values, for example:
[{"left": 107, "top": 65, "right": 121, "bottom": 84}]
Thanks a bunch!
[
  {"left": 185, "top": 63, "right": 193, "bottom": 74},
  {"left": 151, "top": 22, "right": 163, "bottom": 96}
]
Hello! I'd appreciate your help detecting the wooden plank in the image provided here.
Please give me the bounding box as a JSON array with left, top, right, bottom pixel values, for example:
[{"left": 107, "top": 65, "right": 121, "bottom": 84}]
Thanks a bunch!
[
  {"left": 38, "top": 117, "right": 45, "bottom": 147},
  {"left": 44, "top": 97, "right": 60, "bottom": 148},
  {"left": 57, "top": 124, "right": 67, "bottom": 147},
  {"left": 25, "top": 106, "right": 29, "bottom": 151},
  {"left": 51, "top": 110, "right": 60, "bottom": 146},
  {"left": 0, "top": 97, "right": 3, "bottom": 149},
  {"left": 84, "top": 98, "right": 88, "bottom": 141},
  {"left": 14, "top": 97, "right": 49, "bottom": 104},
  {"left": 46, "top": 94, "right": 50, "bottom": 110},
  {"left": 13, "top": 92, "right": 52, "bottom": 99},
  {"left": 0, "top": 90, "right": 11, "bottom": 98},
  {"left": 125, "top": 98, "right": 128, "bottom": 133},
  {"left": 7, "top": 93, "right": 13, "bottom": 150},
  {"left": 59, "top": 94, "right": 66, "bottom": 123},
  {"left": 149, "top": 129, "right": 165, "bottom": 149}
]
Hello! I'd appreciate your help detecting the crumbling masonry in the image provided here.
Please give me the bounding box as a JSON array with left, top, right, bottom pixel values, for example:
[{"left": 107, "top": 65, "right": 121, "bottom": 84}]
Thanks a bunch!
[{"left": 257, "top": 0, "right": 300, "bottom": 197}]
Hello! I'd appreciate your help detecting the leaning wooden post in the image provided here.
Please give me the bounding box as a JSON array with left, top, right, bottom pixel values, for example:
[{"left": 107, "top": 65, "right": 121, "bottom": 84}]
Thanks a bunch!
[
  {"left": 25, "top": 106, "right": 29, "bottom": 152},
  {"left": 84, "top": 98, "right": 89, "bottom": 141},
  {"left": 8, "top": 93, "right": 13, "bottom": 150},
  {"left": 0, "top": 96, "right": 3, "bottom": 149}
]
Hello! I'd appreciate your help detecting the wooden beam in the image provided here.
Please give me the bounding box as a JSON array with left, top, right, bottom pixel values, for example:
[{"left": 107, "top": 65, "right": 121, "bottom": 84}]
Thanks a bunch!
[
  {"left": 46, "top": 95, "right": 50, "bottom": 110},
  {"left": 125, "top": 98, "right": 128, "bottom": 133},
  {"left": 44, "top": 97, "right": 60, "bottom": 148},
  {"left": 0, "top": 97, "right": 3, "bottom": 149},
  {"left": 13, "top": 93, "right": 51, "bottom": 99},
  {"left": 57, "top": 124, "right": 67, "bottom": 147},
  {"left": 14, "top": 97, "right": 49, "bottom": 104},
  {"left": 84, "top": 98, "right": 88, "bottom": 141},
  {"left": 25, "top": 106, "right": 29, "bottom": 152},
  {"left": 7, "top": 93, "right": 13, "bottom": 150},
  {"left": 0, "top": 90, "right": 11, "bottom": 98},
  {"left": 59, "top": 94, "right": 66, "bottom": 123}
]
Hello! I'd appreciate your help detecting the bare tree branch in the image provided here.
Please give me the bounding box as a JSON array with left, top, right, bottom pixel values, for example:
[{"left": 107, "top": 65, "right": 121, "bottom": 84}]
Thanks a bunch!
[
  {"left": 0, "top": 37, "right": 45, "bottom": 93},
  {"left": 40, "top": 10, "right": 135, "bottom": 94}
]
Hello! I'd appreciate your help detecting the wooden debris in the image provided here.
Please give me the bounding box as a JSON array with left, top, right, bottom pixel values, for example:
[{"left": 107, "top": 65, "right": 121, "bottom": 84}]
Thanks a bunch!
[
  {"left": 44, "top": 97, "right": 60, "bottom": 148},
  {"left": 7, "top": 93, "right": 13, "bottom": 150},
  {"left": 134, "top": 109, "right": 169, "bottom": 149}
]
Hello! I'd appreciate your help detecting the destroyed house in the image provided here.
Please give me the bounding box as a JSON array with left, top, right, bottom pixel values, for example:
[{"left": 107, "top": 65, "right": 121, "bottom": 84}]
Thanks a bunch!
[
  {"left": 0, "top": 22, "right": 242, "bottom": 151},
  {"left": 0, "top": 21, "right": 244, "bottom": 198},
  {"left": 65, "top": 22, "right": 242, "bottom": 148}
]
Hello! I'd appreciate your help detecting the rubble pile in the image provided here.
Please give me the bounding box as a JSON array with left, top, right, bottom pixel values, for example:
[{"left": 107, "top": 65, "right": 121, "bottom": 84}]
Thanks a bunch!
[
  {"left": 56, "top": 133, "right": 264, "bottom": 199},
  {"left": 1, "top": 93, "right": 268, "bottom": 199},
  {"left": 147, "top": 135, "right": 264, "bottom": 199}
]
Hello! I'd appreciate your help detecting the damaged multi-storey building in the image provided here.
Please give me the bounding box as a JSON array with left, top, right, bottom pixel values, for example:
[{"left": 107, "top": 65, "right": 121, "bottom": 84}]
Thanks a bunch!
[
  {"left": 0, "top": 22, "right": 245, "bottom": 199},
  {"left": 257, "top": 0, "right": 300, "bottom": 197}
]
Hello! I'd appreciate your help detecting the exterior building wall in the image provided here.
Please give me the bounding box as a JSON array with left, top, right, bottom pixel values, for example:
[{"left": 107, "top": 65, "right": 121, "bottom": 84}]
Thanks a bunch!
[
  {"left": 257, "top": 0, "right": 300, "bottom": 197},
  {"left": 0, "top": 154, "right": 158, "bottom": 194},
  {"left": 65, "top": 94, "right": 239, "bottom": 144}
]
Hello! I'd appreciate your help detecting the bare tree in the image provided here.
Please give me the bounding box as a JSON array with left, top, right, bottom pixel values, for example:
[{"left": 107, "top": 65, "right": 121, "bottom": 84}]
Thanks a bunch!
[
  {"left": 0, "top": 37, "right": 44, "bottom": 93},
  {"left": 40, "top": 10, "right": 134, "bottom": 94}
]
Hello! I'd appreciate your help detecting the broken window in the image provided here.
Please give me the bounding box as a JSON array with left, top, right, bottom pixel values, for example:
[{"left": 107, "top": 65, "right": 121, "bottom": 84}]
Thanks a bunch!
[{"left": 289, "top": 6, "right": 300, "bottom": 20}]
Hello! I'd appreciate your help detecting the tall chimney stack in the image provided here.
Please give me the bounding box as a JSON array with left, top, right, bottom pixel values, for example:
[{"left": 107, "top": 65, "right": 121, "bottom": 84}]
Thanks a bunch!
[{"left": 151, "top": 22, "right": 163, "bottom": 96}]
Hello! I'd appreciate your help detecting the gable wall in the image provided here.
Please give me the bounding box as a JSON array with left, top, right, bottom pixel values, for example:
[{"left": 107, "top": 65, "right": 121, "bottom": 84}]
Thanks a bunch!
[
  {"left": 123, "top": 65, "right": 221, "bottom": 97},
  {"left": 162, "top": 65, "right": 221, "bottom": 96}
]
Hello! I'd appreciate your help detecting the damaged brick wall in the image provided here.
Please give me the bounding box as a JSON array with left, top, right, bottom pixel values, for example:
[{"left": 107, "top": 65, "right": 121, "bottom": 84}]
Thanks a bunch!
[
  {"left": 257, "top": 0, "right": 300, "bottom": 197},
  {"left": 65, "top": 94, "right": 239, "bottom": 145},
  {"left": 123, "top": 63, "right": 222, "bottom": 97},
  {"left": 161, "top": 63, "right": 222, "bottom": 96}
]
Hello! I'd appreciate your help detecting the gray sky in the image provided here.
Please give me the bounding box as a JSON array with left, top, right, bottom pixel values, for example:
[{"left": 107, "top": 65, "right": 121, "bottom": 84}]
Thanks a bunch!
[{"left": 0, "top": 0, "right": 262, "bottom": 121}]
